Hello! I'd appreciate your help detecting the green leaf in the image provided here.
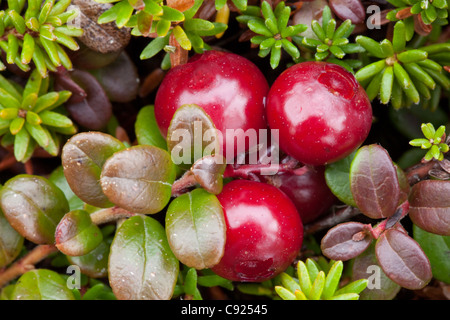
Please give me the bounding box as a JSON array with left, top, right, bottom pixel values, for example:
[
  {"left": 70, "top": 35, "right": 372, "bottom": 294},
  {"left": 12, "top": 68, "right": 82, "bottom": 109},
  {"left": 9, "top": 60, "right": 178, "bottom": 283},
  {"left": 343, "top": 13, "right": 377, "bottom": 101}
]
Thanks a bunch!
[
  {"left": 270, "top": 40, "right": 281, "bottom": 69},
  {"left": 21, "top": 33, "right": 35, "bottom": 64},
  {"left": 166, "top": 188, "right": 226, "bottom": 269},
  {"left": 324, "top": 151, "right": 357, "bottom": 207},
  {"left": 309, "top": 271, "right": 325, "bottom": 300},
  {"left": 297, "top": 261, "right": 312, "bottom": 298},
  {"left": 184, "top": 18, "right": 214, "bottom": 32},
  {"left": 67, "top": 239, "right": 110, "bottom": 279},
  {"left": 392, "top": 21, "right": 406, "bottom": 53},
  {"left": 380, "top": 66, "right": 394, "bottom": 104},
  {"left": 231, "top": 0, "right": 247, "bottom": 11},
  {"left": 173, "top": 26, "right": 191, "bottom": 50},
  {"left": 355, "top": 35, "right": 387, "bottom": 58},
  {"left": 0, "top": 174, "right": 69, "bottom": 244},
  {"left": 140, "top": 34, "right": 170, "bottom": 59},
  {"left": 322, "top": 261, "right": 343, "bottom": 299},
  {"left": 161, "top": 6, "right": 184, "bottom": 21},
  {"left": 355, "top": 60, "right": 386, "bottom": 82},
  {"left": 13, "top": 128, "right": 31, "bottom": 162},
  {"left": 397, "top": 49, "right": 428, "bottom": 64},
  {"left": 7, "top": 34, "right": 19, "bottom": 65},
  {"left": 393, "top": 62, "right": 420, "bottom": 104},
  {"left": 9, "top": 117, "right": 25, "bottom": 135},
  {"left": 275, "top": 286, "right": 296, "bottom": 300},
  {"left": 61, "top": 132, "right": 125, "bottom": 208},
  {"left": 135, "top": 105, "right": 167, "bottom": 149},
  {"left": 49, "top": 166, "right": 84, "bottom": 211},
  {"left": 0, "top": 209, "right": 24, "bottom": 268},
  {"left": 184, "top": 268, "right": 199, "bottom": 297},
  {"left": 413, "top": 225, "right": 450, "bottom": 283},
  {"left": 248, "top": 18, "right": 273, "bottom": 37},
  {"left": 12, "top": 269, "right": 75, "bottom": 300},
  {"left": 279, "top": 272, "right": 301, "bottom": 293},
  {"left": 55, "top": 210, "right": 103, "bottom": 256},
  {"left": 25, "top": 122, "right": 49, "bottom": 148},
  {"left": 8, "top": 9, "right": 26, "bottom": 34},
  {"left": 100, "top": 145, "right": 176, "bottom": 214},
  {"left": 109, "top": 215, "right": 179, "bottom": 300}
]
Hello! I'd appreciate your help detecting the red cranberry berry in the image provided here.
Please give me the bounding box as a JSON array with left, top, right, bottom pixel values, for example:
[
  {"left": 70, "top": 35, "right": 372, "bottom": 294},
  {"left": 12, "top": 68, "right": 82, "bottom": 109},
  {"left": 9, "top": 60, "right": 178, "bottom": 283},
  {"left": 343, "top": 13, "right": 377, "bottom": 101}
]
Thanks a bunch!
[
  {"left": 263, "top": 166, "right": 336, "bottom": 224},
  {"left": 212, "top": 179, "right": 303, "bottom": 282},
  {"left": 154, "top": 50, "right": 269, "bottom": 161},
  {"left": 266, "top": 61, "right": 372, "bottom": 165}
]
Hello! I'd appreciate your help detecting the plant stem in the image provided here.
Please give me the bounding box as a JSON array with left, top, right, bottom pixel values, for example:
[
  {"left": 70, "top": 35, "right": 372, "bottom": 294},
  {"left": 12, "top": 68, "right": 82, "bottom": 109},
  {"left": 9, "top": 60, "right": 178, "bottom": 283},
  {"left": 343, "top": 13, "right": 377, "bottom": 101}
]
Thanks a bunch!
[
  {"left": 0, "top": 244, "right": 59, "bottom": 288},
  {"left": 90, "top": 206, "right": 137, "bottom": 225},
  {"left": 363, "top": 201, "right": 410, "bottom": 239},
  {"left": 304, "top": 205, "right": 361, "bottom": 235}
]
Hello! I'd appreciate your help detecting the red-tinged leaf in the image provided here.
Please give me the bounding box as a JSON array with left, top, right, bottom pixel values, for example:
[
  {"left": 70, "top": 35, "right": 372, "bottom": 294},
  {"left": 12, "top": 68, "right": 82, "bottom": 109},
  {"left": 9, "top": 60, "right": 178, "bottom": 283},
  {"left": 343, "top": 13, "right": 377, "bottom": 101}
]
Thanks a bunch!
[
  {"left": 409, "top": 180, "right": 450, "bottom": 236},
  {"left": 62, "top": 132, "right": 125, "bottom": 208},
  {"left": 375, "top": 229, "right": 432, "bottom": 290},
  {"left": 321, "top": 222, "right": 372, "bottom": 261},
  {"left": 55, "top": 210, "right": 103, "bottom": 256},
  {"left": 329, "top": 0, "right": 366, "bottom": 24},
  {"left": 64, "top": 69, "right": 112, "bottom": 130},
  {"left": 350, "top": 144, "right": 400, "bottom": 219},
  {"left": 100, "top": 145, "right": 176, "bottom": 214}
]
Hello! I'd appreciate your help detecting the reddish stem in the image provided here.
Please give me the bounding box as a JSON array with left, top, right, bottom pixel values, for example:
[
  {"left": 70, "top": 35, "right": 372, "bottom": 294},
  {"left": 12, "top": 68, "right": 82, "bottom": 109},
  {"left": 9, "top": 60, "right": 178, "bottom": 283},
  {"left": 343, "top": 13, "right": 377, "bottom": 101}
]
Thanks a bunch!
[
  {"left": 0, "top": 245, "right": 58, "bottom": 288},
  {"left": 363, "top": 201, "right": 410, "bottom": 239}
]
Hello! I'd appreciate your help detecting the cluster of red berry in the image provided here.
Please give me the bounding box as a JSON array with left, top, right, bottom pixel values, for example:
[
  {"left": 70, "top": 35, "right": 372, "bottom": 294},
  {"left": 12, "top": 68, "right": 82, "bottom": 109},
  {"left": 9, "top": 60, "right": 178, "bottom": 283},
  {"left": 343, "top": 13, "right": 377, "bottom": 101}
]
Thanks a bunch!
[{"left": 154, "top": 50, "right": 373, "bottom": 282}]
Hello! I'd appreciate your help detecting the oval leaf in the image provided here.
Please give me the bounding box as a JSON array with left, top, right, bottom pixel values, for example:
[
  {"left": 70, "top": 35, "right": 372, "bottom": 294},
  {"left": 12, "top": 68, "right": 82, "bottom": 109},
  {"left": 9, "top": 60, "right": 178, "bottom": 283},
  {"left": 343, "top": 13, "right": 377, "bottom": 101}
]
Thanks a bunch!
[
  {"left": 100, "top": 145, "right": 176, "bottom": 214},
  {"left": 55, "top": 210, "right": 103, "bottom": 256},
  {"left": 409, "top": 180, "right": 450, "bottom": 236},
  {"left": 0, "top": 209, "right": 24, "bottom": 268},
  {"left": 166, "top": 188, "right": 226, "bottom": 269},
  {"left": 67, "top": 238, "right": 110, "bottom": 279},
  {"left": 375, "top": 229, "right": 432, "bottom": 290},
  {"left": 321, "top": 222, "right": 372, "bottom": 261},
  {"left": 109, "top": 215, "right": 179, "bottom": 300},
  {"left": 167, "top": 104, "right": 221, "bottom": 169},
  {"left": 12, "top": 269, "right": 75, "bottom": 300},
  {"left": 61, "top": 69, "right": 113, "bottom": 130},
  {"left": 0, "top": 175, "right": 69, "bottom": 244},
  {"left": 62, "top": 132, "right": 125, "bottom": 208},
  {"left": 350, "top": 144, "right": 400, "bottom": 219}
]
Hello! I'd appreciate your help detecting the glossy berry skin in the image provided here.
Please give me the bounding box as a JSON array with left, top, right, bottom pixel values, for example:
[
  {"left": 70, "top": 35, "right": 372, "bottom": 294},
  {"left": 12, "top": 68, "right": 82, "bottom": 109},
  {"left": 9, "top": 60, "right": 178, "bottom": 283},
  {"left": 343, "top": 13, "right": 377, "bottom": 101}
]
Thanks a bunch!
[
  {"left": 212, "top": 179, "right": 303, "bottom": 282},
  {"left": 266, "top": 61, "right": 372, "bottom": 166},
  {"left": 154, "top": 50, "right": 269, "bottom": 160},
  {"left": 263, "top": 166, "right": 336, "bottom": 224}
]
